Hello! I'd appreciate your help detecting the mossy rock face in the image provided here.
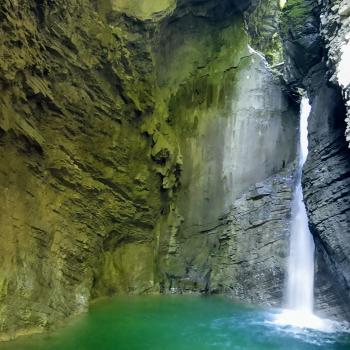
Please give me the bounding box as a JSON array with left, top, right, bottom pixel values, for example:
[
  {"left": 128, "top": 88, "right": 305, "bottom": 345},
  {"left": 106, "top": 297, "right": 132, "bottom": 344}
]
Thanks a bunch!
[
  {"left": 109, "top": 0, "right": 176, "bottom": 19},
  {"left": 0, "top": 0, "right": 300, "bottom": 339},
  {"left": 0, "top": 0, "right": 162, "bottom": 338},
  {"left": 279, "top": 0, "right": 323, "bottom": 87},
  {"left": 280, "top": 0, "right": 350, "bottom": 320},
  {"left": 93, "top": 243, "right": 156, "bottom": 296},
  {"left": 245, "top": 0, "right": 284, "bottom": 65}
]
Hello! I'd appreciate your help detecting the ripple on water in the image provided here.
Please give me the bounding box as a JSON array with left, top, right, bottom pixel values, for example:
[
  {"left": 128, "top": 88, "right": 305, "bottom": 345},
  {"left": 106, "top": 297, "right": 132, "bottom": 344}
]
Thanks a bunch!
[
  {"left": 266, "top": 309, "right": 350, "bottom": 346},
  {"left": 0, "top": 296, "right": 349, "bottom": 350}
]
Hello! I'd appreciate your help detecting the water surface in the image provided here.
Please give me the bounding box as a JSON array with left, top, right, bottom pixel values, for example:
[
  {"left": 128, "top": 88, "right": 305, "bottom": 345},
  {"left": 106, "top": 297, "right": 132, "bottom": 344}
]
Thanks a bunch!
[{"left": 1, "top": 296, "right": 349, "bottom": 350}]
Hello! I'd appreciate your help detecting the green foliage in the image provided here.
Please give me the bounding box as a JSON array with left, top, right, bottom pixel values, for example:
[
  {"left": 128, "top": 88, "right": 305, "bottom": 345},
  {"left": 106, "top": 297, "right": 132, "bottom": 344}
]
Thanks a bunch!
[
  {"left": 280, "top": 0, "right": 313, "bottom": 35},
  {"left": 245, "top": 0, "right": 284, "bottom": 65}
]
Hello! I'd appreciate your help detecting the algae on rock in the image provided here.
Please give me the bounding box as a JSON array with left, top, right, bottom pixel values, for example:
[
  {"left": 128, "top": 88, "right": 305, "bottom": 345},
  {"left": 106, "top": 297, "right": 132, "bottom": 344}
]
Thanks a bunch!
[
  {"left": 0, "top": 0, "right": 301, "bottom": 339},
  {"left": 0, "top": 0, "right": 162, "bottom": 338},
  {"left": 154, "top": 22, "right": 298, "bottom": 298}
]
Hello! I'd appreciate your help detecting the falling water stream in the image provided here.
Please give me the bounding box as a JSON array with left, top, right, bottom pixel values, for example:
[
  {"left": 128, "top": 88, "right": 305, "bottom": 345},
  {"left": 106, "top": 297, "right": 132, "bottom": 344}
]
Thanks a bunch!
[
  {"left": 286, "top": 97, "right": 314, "bottom": 313},
  {"left": 274, "top": 97, "right": 344, "bottom": 332}
]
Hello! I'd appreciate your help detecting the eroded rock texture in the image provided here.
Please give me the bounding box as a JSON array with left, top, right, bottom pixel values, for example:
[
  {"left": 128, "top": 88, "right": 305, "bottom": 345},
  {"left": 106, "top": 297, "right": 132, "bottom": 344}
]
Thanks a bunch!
[
  {"left": 245, "top": 0, "right": 284, "bottom": 64},
  {"left": 162, "top": 167, "right": 295, "bottom": 306},
  {"left": 305, "top": 76, "right": 350, "bottom": 320},
  {"left": 0, "top": 0, "right": 298, "bottom": 339},
  {"left": 281, "top": 0, "right": 350, "bottom": 320},
  {"left": 0, "top": 0, "right": 163, "bottom": 339},
  {"left": 157, "top": 50, "right": 297, "bottom": 303}
]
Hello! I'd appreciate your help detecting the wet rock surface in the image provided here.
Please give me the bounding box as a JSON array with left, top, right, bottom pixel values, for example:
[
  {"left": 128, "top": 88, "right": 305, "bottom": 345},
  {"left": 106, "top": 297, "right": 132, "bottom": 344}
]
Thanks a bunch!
[
  {"left": 303, "top": 78, "right": 350, "bottom": 320},
  {"left": 6, "top": 0, "right": 350, "bottom": 339},
  {"left": 0, "top": 0, "right": 299, "bottom": 338},
  {"left": 161, "top": 167, "right": 295, "bottom": 306},
  {"left": 281, "top": 0, "right": 350, "bottom": 320},
  {"left": 157, "top": 48, "right": 298, "bottom": 304}
]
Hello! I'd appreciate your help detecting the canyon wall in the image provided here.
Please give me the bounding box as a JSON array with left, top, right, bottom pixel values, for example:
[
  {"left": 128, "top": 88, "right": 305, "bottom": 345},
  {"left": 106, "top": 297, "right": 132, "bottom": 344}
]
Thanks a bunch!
[
  {"left": 84, "top": 0, "right": 299, "bottom": 308},
  {"left": 0, "top": 0, "right": 300, "bottom": 339},
  {"left": 0, "top": 0, "right": 166, "bottom": 338},
  {"left": 3, "top": 0, "right": 350, "bottom": 340},
  {"left": 281, "top": 0, "right": 350, "bottom": 320},
  {"left": 155, "top": 38, "right": 297, "bottom": 304}
]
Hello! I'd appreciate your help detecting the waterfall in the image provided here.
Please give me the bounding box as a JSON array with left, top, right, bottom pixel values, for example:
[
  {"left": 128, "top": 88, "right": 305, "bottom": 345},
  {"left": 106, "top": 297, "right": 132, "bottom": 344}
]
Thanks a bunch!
[
  {"left": 286, "top": 97, "right": 314, "bottom": 313},
  {"left": 273, "top": 97, "right": 334, "bottom": 331}
]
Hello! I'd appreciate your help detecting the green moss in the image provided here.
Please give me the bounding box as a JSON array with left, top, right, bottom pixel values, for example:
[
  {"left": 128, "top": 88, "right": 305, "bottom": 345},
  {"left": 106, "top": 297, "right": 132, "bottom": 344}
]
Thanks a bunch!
[
  {"left": 245, "top": 0, "right": 284, "bottom": 65},
  {"left": 110, "top": 0, "right": 176, "bottom": 19},
  {"left": 0, "top": 0, "right": 293, "bottom": 338},
  {"left": 280, "top": 0, "right": 313, "bottom": 35},
  {"left": 93, "top": 243, "right": 157, "bottom": 296}
]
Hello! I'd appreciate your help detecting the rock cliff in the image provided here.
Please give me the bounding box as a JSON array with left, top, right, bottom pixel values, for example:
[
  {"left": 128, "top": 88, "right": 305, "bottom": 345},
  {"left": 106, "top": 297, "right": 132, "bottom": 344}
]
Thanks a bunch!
[
  {"left": 156, "top": 46, "right": 297, "bottom": 302},
  {"left": 0, "top": 0, "right": 164, "bottom": 338},
  {"left": 281, "top": 0, "right": 350, "bottom": 320},
  {"left": 0, "top": 0, "right": 314, "bottom": 340}
]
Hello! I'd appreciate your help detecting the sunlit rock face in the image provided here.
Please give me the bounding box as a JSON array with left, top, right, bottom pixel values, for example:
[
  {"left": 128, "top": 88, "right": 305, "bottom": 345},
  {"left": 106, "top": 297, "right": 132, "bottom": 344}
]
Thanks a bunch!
[
  {"left": 0, "top": 0, "right": 297, "bottom": 339},
  {"left": 157, "top": 36, "right": 298, "bottom": 302},
  {"left": 102, "top": 0, "right": 253, "bottom": 20},
  {"left": 109, "top": 0, "right": 176, "bottom": 19},
  {"left": 338, "top": 42, "right": 350, "bottom": 88},
  {"left": 281, "top": 0, "right": 350, "bottom": 320}
]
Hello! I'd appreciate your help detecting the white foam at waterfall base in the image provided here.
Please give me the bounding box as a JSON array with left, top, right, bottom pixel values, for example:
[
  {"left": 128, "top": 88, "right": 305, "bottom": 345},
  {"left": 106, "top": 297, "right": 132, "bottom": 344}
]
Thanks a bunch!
[
  {"left": 272, "top": 97, "right": 343, "bottom": 333},
  {"left": 273, "top": 309, "right": 342, "bottom": 333}
]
